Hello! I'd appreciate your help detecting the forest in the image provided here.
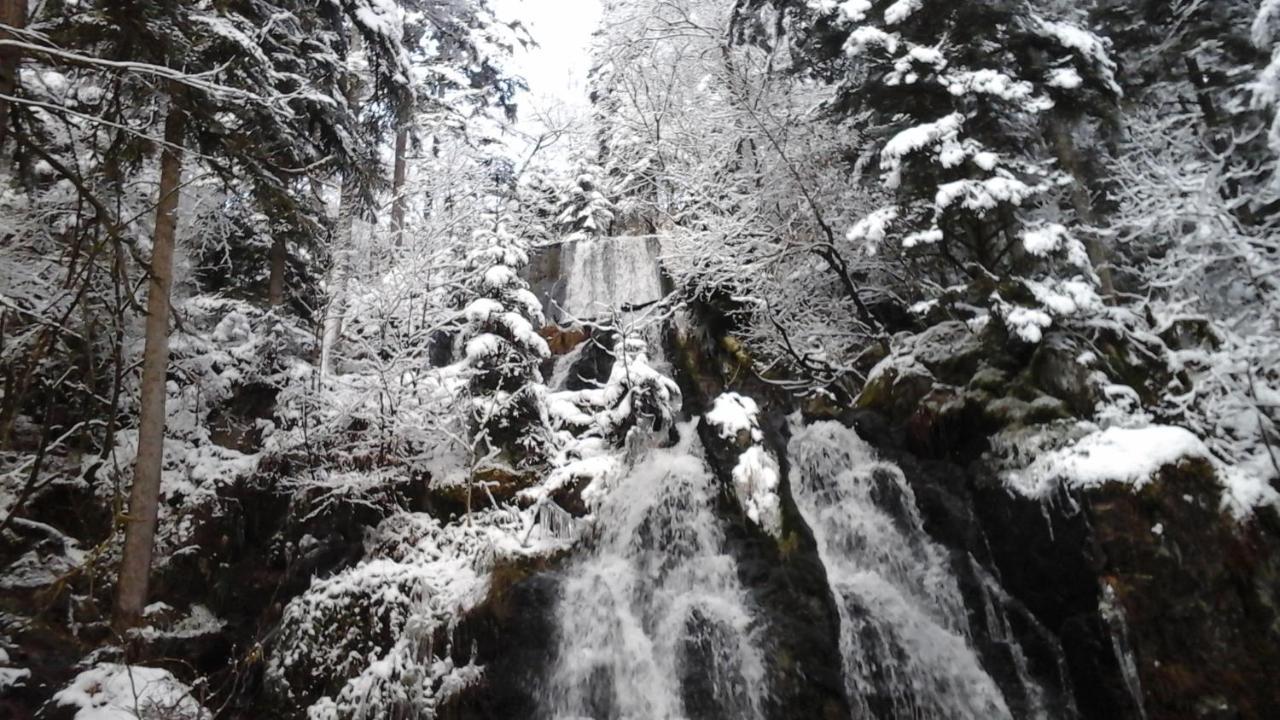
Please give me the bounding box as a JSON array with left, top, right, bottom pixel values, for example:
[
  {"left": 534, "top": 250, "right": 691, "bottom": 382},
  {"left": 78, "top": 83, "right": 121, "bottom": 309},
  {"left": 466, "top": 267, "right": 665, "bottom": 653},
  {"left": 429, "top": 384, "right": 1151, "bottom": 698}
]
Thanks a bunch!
[{"left": 1, "top": 0, "right": 1279, "bottom": 718}]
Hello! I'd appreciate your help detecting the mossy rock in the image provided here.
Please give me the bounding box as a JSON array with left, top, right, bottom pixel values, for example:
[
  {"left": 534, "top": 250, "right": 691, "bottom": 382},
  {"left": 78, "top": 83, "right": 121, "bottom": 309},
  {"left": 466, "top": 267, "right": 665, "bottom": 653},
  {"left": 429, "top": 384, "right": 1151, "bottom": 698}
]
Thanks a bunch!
[
  {"left": 1027, "top": 336, "right": 1098, "bottom": 416},
  {"left": 856, "top": 360, "right": 936, "bottom": 426}
]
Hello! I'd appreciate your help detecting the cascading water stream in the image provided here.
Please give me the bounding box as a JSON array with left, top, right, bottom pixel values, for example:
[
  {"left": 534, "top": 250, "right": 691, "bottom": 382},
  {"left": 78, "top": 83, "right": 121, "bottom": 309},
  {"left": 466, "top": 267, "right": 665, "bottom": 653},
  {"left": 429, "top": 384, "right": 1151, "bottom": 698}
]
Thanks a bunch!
[
  {"left": 560, "top": 236, "right": 665, "bottom": 323},
  {"left": 544, "top": 425, "right": 767, "bottom": 720},
  {"left": 788, "top": 420, "right": 1015, "bottom": 719}
]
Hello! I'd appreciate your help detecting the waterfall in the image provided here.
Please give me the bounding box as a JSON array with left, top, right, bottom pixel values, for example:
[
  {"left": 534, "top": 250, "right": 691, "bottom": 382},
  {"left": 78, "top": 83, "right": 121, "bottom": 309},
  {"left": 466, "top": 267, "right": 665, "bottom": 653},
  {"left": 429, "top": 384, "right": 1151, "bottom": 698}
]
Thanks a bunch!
[
  {"left": 788, "top": 420, "right": 1014, "bottom": 719},
  {"left": 545, "top": 424, "right": 767, "bottom": 720},
  {"left": 559, "top": 236, "right": 665, "bottom": 323}
]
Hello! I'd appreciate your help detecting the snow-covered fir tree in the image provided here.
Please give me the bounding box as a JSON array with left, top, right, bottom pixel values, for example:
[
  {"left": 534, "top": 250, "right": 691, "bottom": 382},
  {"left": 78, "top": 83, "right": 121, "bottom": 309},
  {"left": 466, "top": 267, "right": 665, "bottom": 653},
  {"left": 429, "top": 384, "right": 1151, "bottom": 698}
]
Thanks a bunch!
[
  {"left": 555, "top": 167, "right": 616, "bottom": 239},
  {"left": 746, "top": 0, "right": 1123, "bottom": 342},
  {"left": 459, "top": 213, "right": 556, "bottom": 471}
]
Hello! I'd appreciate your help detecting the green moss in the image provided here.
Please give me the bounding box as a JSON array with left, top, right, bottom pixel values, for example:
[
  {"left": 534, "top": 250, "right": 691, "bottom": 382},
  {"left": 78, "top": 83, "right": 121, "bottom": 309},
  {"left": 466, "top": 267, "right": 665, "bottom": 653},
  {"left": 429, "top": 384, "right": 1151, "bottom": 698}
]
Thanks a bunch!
[{"left": 778, "top": 531, "right": 802, "bottom": 559}]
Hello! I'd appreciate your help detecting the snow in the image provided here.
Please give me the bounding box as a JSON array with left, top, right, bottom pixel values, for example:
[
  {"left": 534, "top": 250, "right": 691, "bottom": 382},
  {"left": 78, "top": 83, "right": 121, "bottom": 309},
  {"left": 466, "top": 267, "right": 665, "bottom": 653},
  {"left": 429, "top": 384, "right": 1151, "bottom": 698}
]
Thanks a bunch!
[
  {"left": 1047, "top": 68, "right": 1084, "bottom": 90},
  {"left": 832, "top": 0, "right": 873, "bottom": 23},
  {"left": 1002, "top": 305, "right": 1053, "bottom": 343},
  {"left": 846, "top": 26, "right": 901, "bottom": 57},
  {"left": 1220, "top": 465, "right": 1280, "bottom": 520},
  {"left": 0, "top": 647, "right": 29, "bottom": 691},
  {"left": 935, "top": 176, "right": 1037, "bottom": 214},
  {"left": 1003, "top": 425, "right": 1210, "bottom": 498},
  {"left": 903, "top": 227, "right": 944, "bottom": 247},
  {"left": 882, "top": 114, "right": 964, "bottom": 166},
  {"left": 706, "top": 393, "right": 762, "bottom": 442},
  {"left": 482, "top": 264, "right": 519, "bottom": 290},
  {"left": 1027, "top": 278, "right": 1102, "bottom": 318},
  {"left": 884, "top": 0, "right": 922, "bottom": 25},
  {"left": 131, "top": 605, "right": 225, "bottom": 641},
  {"left": 847, "top": 207, "right": 899, "bottom": 254},
  {"left": 53, "top": 664, "right": 210, "bottom": 720},
  {"left": 947, "top": 70, "right": 1036, "bottom": 102},
  {"left": 464, "top": 333, "right": 506, "bottom": 362},
  {"left": 706, "top": 393, "right": 781, "bottom": 536},
  {"left": 1022, "top": 223, "right": 1069, "bottom": 256},
  {"left": 732, "top": 446, "right": 782, "bottom": 536},
  {"left": 464, "top": 298, "right": 505, "bottom": 323},
  {"left": 1034, "top": 19, "right": 1121, "bottom": 96}
]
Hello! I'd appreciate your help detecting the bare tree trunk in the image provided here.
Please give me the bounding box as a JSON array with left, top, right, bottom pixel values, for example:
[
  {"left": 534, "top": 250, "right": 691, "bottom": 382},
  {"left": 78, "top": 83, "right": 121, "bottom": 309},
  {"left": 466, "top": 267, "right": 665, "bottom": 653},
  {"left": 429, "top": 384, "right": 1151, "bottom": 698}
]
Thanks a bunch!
[
  {"left": 1050, "top": 117, "right": 1115, "bottom": 298},
  {"left": 0, "top": 0, "right": 27, "bottom": 151},
  {"left": 320, "top": 40, "right": 363, "bottom": 378},
  {"left": 268, "top": 233, "right": 286, "bottom": 307},
  {"left": 320, "top": 187, "right": 354, "bottom": 378},
  {"left": 391, "top": 121, "right": 408, "bottom": 248},
  {"left": 113, "top": 98, "right": 185, "bottom": 631}
]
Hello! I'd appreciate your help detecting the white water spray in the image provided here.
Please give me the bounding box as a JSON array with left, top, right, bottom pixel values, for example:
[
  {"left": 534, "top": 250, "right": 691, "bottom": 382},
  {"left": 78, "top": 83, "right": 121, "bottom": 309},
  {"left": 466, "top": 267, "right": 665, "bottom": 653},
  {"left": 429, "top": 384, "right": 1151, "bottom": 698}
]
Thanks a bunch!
[
  {"left": 789, "top": 420, "right": 1014, "bottom": 719},
  {"left": 545, "top": 425, "right": 767, "bottom": 720}
]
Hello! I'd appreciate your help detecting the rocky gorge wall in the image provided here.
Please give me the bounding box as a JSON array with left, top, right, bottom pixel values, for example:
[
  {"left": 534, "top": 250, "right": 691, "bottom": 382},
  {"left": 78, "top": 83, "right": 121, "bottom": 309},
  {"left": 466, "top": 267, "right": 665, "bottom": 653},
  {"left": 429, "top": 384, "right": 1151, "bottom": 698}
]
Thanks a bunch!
[{"left": 6, "top": 241, "right": 1278, "bottom": 720}]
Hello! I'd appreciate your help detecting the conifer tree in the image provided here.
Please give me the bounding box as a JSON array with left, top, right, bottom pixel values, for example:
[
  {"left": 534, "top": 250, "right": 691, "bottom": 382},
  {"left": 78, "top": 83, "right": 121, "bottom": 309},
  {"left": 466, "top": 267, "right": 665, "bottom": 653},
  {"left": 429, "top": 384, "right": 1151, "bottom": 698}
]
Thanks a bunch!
[
  {"left": 736, "top": 0, "right": 1122, "bottom": 342},
  {"left": 556, "top": 168, "right": 615, "bottom": 239},
  {"left": 459, "top": 214, "right": 555, "bottom": 473}
]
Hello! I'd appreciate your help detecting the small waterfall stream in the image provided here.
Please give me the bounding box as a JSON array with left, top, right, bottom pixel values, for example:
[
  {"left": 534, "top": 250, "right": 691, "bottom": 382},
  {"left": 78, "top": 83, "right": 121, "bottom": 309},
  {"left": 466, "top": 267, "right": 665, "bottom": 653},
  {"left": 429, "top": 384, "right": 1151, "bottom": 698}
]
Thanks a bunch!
[
  {"left": 545, "top": 425, "right": 767, "bottom": 720},
  {"left": 558, "top": 236, "right": 665, "bottom": 322},
  {"left": 789, "top": 420, "right": 1018, "bottom": 719}
]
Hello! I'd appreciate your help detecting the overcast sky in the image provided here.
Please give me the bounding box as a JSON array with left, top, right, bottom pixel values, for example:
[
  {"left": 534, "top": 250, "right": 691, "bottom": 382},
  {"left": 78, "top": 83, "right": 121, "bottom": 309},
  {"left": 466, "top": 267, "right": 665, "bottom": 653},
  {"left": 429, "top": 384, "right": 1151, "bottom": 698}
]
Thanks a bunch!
[
  {"left": 494, "top": 0, "right": 602, "bottom": 166},
  {"left": 496, "top": 0, "right": 601, "bottom": 108}
]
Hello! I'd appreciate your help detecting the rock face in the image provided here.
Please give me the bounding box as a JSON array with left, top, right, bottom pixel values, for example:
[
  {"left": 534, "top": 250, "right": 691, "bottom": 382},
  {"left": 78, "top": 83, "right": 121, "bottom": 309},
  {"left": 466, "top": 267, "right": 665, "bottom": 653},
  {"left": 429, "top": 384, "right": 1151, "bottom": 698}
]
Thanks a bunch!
[{"left": 974, "top": 461, "right": 1280, "bottom": 720}]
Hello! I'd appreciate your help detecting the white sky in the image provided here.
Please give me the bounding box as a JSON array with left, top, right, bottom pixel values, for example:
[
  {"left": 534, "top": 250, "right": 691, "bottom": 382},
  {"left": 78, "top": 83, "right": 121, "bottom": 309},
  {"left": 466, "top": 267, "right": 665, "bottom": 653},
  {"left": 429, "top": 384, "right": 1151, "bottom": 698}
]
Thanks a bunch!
[{"left": 495, "top": 0, "right": 603, "bottom": 167}]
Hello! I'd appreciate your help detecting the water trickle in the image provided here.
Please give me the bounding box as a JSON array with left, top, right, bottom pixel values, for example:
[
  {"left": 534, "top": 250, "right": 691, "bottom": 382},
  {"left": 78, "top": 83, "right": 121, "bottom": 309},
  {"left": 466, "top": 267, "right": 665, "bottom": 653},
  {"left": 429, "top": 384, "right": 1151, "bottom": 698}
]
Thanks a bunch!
[
  {"left": 789, "top": 420, "right": 1014, "bottom": 719},
  {"left": 545, "top": 424, "right": 767, "bottom": 720},
  {"left": 1100, "top": 582, "right": 1148, "bottom": 720}
]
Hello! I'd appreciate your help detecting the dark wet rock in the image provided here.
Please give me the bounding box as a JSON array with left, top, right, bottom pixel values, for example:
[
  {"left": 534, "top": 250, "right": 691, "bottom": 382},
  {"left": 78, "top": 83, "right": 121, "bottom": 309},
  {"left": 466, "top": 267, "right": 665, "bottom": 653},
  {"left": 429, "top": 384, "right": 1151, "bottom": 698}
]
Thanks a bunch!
[
  {"left": 909, "top": 321, "right": 989, "bottom": 381},
  {"left": 208, "top": 382, "right": 278, "bottom": 453},
  {"left": 971, "top": 457, "right": 1280, "bottom": 720},
  {"left": 440, "top": 555, "right": 566, "bottom": 720},
  {"left": 857, "top": 357, "right": 937, "bottom": 426},
  {"left": 1087, "top": 463, "right": 1280, "bottom": 719},
  {"left": 561, "top": 327, "right": 617, "bottom": 392},
  {"left": 524, "top": 243, "right": 567, "bottom": 322},
  {"left": 538, "top": 323, "right": 590, "bottom": 357},
  {"left": 1026, "top": 336, "right": 1098, "bottom": 417},
  {"left": 428, "top": 327, "right": 457, "bottom": 368}
]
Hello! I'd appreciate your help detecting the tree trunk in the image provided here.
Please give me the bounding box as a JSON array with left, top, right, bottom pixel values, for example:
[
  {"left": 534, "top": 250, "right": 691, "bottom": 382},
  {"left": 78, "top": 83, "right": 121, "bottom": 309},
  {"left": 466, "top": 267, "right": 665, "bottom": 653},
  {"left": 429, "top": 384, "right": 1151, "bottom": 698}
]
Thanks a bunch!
[
  {"left": 391, "top": 122, "right": 408, "bottom": 248},
  {"left": 320, "top": 40, "right": 363, "bottom": 378},
  {"left": 0, "top": 0, "right": 28, "bottom": 151},
  {"left": 113, "top": 98, "right": 185, "bottom": 631},
  {"left": 320, "top": 187, "right": 354, "bottom": 378},
  {"left": 268, "top": 233, "right": 286, "bottom": 307},
  {"left": 1050, "top": 117, "right": 1115, "bottom": 298}
]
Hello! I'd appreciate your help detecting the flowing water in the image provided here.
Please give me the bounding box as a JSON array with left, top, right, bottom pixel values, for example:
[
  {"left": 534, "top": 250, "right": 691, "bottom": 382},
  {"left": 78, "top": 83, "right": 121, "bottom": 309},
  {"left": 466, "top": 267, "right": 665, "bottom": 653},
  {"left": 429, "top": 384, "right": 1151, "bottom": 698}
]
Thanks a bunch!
[
  {"left": 544, "top": 425, "right": 767, "bottom": 720},
  {"left": 560, "top": 236, "right": 665, "bottom": 323},
  {"left": 788, "top": 420, "right": 1016, "bottom": 719},
  {"left": 542, "top": 242, "right": 1058, "bottom": 719}
]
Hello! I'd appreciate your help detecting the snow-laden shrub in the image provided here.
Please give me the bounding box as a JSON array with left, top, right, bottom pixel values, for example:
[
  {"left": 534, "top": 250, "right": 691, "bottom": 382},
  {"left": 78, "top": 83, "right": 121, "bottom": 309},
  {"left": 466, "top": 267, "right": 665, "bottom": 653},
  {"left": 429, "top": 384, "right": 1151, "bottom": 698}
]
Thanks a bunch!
[
  {"left": 268, "top": 508, "right": 548, "bottom": 719},
  {"left": 53, "top": 663, "right": 210, "bottom": 719},
  {"left": 105, "top": 297, "right": 307, "bottom": 560},
  {"left": 527, "top": 332, "right": 683, "bottom": 508},
  {"left": 706, "top": 393, "right": 782, "bottom": 537}
]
